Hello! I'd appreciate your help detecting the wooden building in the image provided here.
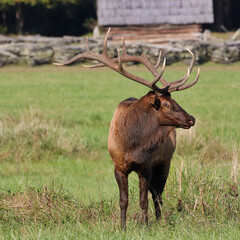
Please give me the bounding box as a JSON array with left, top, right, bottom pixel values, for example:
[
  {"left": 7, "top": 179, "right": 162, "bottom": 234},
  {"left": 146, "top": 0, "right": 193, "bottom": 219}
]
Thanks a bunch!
[{"left": 97, "top": 0, "right": 214, "bottom": 43}]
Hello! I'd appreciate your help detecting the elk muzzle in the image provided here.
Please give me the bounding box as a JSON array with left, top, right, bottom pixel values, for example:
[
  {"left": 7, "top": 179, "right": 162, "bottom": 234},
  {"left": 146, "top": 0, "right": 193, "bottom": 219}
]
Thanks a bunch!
[{"left": 182, "top": 115, "right": 195, "bottom": 129}]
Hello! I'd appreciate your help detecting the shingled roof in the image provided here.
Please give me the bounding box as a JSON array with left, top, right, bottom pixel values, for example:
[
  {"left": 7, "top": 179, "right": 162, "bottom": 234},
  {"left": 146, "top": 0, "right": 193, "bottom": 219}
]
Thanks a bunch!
[{"left": 97, "top": 0, "right": 214, "bottom": 26}]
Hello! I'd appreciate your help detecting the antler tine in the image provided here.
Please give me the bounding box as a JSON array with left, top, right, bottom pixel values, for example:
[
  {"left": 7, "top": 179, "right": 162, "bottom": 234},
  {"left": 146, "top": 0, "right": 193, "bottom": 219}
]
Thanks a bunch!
[
  {"left": 103, "top": 28, "right": 111, "bottom": 57},
  {"left": 158, "top": 48, "right": 196, "bottom": 90},
  {"left": 152, "top": 50, "right": 169, "bottom": 86},
  {"left": 155, "top": 50, "right": 162, "bottom": 69},
  {"left": 186, "top": 48, "right": 195, "bottom": 74},
  {"left": 122, "top": 37, "right": 127, "bottom": 55},
  {"left": 53, "top": 36, "right": 93, "bottom": 66},
  {"left": 85, "top": 36, "right": 126, "bottom": 68},
  {"left": 169, "top": 48, "right": 195, "bottom": 84},
  {"left": 117, "top": 49, "right": 123, "bottom": 71},
  {"left": 168, "top": 68, "right": 190, "bottom": 91},
  {"left": 115, "top": 47, "right": 160, "bottom": 90},
  {"left": 151, "top": 57, "right": 166, "bottom": 87},
  {"left": 169, "top": 67, "right": 200, "bottom": 92},
  {"left": 114, "top": 47, "right": 170, "bottom": 93},
  {"left": 158, "top": 48, "right": 194, "bottom": 85},
  {"left": 165, "top": 49, "right": 199, "bottom": 92},
  {"left": 79, "top": 33, "right": 126, "bottom": 68}
]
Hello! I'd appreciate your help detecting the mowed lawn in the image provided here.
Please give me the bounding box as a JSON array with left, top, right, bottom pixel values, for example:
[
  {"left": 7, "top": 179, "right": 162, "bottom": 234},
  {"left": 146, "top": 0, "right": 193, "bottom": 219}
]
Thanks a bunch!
[{"left": 0, "top": 62, "right": 239, "bottom": 239}]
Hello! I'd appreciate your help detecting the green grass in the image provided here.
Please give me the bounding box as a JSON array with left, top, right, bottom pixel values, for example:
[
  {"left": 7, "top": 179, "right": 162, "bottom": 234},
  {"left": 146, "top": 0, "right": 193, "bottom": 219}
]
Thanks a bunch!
[{"left": 0, "top": 62, "right": 239, "bottom": 239}]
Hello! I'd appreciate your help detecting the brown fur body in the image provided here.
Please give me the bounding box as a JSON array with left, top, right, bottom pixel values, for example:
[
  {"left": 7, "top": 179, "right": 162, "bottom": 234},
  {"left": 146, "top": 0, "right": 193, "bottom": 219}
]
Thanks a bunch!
[{"left": 108, "top": 91, "right": 195, "bottom": 228}]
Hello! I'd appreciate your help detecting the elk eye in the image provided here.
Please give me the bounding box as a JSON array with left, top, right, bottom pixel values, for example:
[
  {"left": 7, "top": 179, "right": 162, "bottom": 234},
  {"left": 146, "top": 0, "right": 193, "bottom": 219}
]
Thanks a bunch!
[{"left": 163, "top": 102, "right": 170, "bottom": 108}]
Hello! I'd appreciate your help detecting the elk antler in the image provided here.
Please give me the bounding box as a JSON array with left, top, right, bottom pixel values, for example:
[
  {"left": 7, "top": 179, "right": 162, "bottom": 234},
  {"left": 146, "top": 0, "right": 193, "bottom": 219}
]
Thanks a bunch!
[{"left": 53, "top": 28, "right": 200, "bottom": 94}]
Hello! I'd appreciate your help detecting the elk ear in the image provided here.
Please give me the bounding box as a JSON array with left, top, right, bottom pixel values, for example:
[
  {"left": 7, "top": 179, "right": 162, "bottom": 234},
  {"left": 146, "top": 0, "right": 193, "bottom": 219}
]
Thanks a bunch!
[{"left": 149, "top": 95, "right": 161, "bottom": 111}]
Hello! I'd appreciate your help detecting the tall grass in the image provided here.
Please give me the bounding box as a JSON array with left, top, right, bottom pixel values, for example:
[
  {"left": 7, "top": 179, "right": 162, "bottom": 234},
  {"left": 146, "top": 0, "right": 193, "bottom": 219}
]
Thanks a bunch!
[
  {"left": 0, "top": 153, "right": 239, "bottom": 239},
  {"left": 0, "top": 108, "right": 86, "bottom": 162},
  {"left": 176, "top": 125, "right": 235, "bottom": 162}
]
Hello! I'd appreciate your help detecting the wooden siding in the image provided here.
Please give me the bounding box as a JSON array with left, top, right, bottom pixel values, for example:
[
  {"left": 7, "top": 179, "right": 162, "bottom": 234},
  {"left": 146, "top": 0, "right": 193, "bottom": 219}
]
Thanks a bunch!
[{"left": 103, "top": 24, "right": 202, "bottom": 44}]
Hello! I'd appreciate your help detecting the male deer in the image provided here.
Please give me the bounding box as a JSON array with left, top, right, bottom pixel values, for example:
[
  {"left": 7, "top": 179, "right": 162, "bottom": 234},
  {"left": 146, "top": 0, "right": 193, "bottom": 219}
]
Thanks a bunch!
[{"left": 54, "top": 29, "right": 200, "bottom": 229}]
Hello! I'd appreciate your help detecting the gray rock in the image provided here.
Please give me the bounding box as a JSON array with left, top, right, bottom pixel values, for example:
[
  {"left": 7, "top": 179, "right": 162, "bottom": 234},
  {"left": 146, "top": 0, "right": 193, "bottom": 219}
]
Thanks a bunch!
[
  {"left": 0, "top": 50, "right": 18, "bottom": 66},
  {"left": 0, "top": 34, "right": 240, "bottom": 66},
  {"left": 28, "top": 47, "right": 53, "bottom": 66}
]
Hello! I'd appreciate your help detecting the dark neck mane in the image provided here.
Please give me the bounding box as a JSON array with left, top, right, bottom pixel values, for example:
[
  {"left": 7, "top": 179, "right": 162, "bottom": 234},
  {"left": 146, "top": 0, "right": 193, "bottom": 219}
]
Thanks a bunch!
[{"left": 118, "top": 99, "right": 174, "bottom": 163}]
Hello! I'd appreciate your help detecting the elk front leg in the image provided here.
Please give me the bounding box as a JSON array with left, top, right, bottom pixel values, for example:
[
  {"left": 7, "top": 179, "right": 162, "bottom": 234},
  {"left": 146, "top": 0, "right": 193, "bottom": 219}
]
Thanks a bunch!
[
  {"left": 114, "top": 168, "right": 128, "bottom": 229},
  {"left": 138, "top": 168, "right": 152, "bottom": 225},
  {"left": 149, "top": 175, "right": 168, "bottom": 220}
]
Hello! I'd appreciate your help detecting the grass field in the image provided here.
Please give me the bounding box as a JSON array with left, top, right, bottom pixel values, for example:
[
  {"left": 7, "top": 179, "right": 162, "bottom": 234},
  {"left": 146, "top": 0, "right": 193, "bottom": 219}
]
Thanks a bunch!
[{"left": 0, "top": 62, "right": 239, "bottom": 239}]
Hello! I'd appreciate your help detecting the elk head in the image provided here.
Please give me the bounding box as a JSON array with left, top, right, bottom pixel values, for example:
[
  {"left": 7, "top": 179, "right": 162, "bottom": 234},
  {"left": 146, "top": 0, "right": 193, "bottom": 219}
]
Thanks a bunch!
[
  {"left": 148, "top": 92, "right": 195, "bottom": 129},
  {"left": 54, "top": 28, "right": 200, "bottom": 127}
]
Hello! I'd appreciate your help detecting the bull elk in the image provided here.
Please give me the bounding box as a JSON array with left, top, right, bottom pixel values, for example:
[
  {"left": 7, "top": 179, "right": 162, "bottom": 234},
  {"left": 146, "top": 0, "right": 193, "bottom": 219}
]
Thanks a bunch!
[{"left": 54, "top": 29, "right": 200, "bottom": 229}]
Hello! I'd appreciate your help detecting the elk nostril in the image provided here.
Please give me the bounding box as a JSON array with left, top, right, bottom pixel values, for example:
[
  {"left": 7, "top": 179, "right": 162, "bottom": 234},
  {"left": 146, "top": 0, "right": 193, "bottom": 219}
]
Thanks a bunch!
[{"left": 188, "top": 116, "right": 195, "bottom": 126}]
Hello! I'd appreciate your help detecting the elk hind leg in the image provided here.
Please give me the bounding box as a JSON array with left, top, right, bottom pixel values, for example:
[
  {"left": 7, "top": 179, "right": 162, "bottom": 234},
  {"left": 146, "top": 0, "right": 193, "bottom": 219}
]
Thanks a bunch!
[{"left": 114, "top": 168, "right": 129, "bottom": 229}]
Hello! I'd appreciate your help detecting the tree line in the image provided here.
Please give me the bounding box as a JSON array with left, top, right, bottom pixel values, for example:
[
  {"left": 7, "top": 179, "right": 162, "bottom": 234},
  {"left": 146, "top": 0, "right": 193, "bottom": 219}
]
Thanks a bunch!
[
  {"left": 0, "top": 0, "right": 239, "bottom": 36},
  {"left": 0, "top": 0, "right": 96, "bottom": 36},
  {"left": 213, "top": 0, "right": 240, "bottom": 31}
]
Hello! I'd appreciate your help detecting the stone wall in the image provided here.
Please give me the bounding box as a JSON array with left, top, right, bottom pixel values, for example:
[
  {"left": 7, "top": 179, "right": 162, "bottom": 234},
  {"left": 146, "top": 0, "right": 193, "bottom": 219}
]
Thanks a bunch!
[{"left": 0, "top": 34, "right": 240, "bottom": 67}]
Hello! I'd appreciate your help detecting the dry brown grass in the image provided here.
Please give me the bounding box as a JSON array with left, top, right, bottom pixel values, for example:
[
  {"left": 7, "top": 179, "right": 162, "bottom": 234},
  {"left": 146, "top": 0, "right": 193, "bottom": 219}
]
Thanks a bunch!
[
  {"left": 0, "top": 187, "right": 76, "bottom": 224},
  {"left": 0, "top": 108, "right": 86, "bottom": 162},
  {"left": 176, "top": 123, "right": 235, "bottom": 162},
  {"left": 0, "top": 186, "right": 119, "bottom": 228}
]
